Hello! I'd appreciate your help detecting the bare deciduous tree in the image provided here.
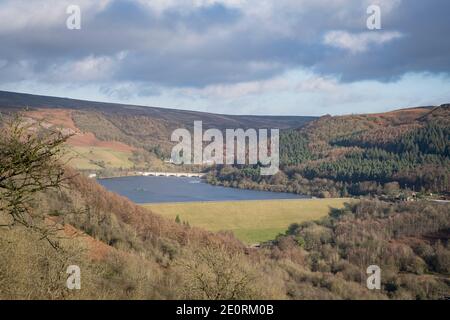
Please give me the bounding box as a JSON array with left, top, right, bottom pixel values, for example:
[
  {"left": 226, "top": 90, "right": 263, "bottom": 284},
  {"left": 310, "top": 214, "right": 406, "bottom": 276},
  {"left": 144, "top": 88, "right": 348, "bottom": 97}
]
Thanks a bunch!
[
  {"left": 177, "top": 244, "right": 258, "bottom": 300},
  {"left": 0, "top": 113, "right": 73, "bottom": 248}
]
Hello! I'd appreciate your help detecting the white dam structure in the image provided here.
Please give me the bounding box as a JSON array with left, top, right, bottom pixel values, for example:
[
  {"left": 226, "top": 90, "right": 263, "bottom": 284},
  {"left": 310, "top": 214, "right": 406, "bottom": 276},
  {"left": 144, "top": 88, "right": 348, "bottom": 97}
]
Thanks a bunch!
[{"left": 137, "top": 172, "right": 206, "bottom": 178}]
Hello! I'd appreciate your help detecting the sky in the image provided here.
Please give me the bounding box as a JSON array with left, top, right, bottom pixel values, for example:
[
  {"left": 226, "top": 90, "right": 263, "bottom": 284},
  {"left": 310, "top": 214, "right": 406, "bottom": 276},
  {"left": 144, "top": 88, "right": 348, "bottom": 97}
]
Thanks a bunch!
[{"left": 0, "top": 0, "right": 449, "bottom": 116}]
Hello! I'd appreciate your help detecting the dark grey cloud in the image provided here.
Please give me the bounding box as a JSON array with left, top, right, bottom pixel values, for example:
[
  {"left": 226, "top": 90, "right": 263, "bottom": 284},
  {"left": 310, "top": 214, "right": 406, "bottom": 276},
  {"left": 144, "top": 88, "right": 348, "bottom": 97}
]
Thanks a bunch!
[
  {"left": 316, "top": 0, "right": 450, "bottom": 81},
  {"left": 0, "top": 0, "right": 449, "bottom": 89}
]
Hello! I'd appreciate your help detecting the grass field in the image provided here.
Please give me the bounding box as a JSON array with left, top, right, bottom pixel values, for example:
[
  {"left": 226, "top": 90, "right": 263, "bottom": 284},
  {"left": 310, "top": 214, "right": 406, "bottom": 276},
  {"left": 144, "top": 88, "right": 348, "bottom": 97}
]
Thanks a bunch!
[
  {"left": 144, "top": 198, "right": 350, "bottom": 244},
  {"left": 64, "top": 146, "right": 135, "bottom": 170}
]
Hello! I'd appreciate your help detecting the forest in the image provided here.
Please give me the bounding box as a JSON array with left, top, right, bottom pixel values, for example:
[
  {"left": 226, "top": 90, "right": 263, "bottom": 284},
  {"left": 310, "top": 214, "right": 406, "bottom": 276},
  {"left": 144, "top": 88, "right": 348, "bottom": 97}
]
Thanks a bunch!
[
  {"left": 271, "top": 199, "right": 450, "bottom": 299},
  {"left": 208, "top": 106, "right": 450, "bottom": 198}
]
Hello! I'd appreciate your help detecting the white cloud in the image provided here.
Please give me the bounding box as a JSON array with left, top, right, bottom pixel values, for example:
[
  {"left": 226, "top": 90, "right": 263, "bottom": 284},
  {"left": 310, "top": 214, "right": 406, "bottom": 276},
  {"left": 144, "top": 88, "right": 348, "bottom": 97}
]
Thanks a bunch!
[
  {"left": 44, "top": 52, "right": 127, "bottom": 83},
  {"left": 175, "top": 70, "right": 340, "bottom": 99},
  {"left": 296, "top": 76, "right": 339, "bottom": 92},
  {"left": 323, "top": 30, "right": 403, "bottom": 53},
  {"left": 179, "top": 76, "right": 291, "bottom": 99}
]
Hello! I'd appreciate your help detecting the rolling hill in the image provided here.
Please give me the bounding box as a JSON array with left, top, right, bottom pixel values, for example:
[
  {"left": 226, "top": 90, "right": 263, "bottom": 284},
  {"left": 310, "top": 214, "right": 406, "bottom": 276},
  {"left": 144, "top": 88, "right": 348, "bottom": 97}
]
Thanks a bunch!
[
  {"left": 0, "top": 90, "right": 317, "bottom": 171},
  {"left": 0, "top": 90, "right": 316, "bottom": 130},
  {"left": 209, "top": 104, "right": 450, "bottom": 198}
]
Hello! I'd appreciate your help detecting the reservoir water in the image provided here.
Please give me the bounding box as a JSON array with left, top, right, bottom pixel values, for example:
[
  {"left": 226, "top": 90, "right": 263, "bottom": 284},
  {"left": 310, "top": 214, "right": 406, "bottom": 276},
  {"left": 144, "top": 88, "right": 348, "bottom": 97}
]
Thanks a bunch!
[{"left": 98, "top": 176, "right": 307, "bottom": 203}]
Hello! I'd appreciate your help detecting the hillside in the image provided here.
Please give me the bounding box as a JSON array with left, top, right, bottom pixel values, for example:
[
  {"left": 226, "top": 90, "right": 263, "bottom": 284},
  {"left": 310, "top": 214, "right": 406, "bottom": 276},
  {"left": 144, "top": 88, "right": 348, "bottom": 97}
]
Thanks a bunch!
[
  {"left": 3, "top": 171, "right": 449, "bottom": 299},
  {"left": 209, "top": 104, "right": 450, "bottom": 198},
  {"left": 1, "top": 91, "right": 447, "bottom": 196},
  {"left": 0, "top": 90, "right": 315, "bottom": 130},
  {"left": 0, "top": 90, "right": 316, "bottom": 172},
  {"left": 0, "top": 98, "right": 449, "bottom": 300}
]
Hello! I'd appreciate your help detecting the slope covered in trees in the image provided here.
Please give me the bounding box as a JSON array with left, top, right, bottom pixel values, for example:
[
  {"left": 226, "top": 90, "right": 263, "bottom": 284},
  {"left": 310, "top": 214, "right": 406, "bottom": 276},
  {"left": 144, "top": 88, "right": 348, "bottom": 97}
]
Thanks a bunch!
[
  {"left": 209, "top": 105, "right": 450, "bottom": 198},
  {"left": 272, "top": 199, "right": 450, "bottom": 299}
]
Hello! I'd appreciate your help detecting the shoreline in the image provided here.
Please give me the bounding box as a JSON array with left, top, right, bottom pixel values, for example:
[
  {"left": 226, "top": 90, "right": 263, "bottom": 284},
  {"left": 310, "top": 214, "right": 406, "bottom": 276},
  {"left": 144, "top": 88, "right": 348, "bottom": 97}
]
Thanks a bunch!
[{"left": 141, "top": 197, "right": 351, "bottom": 206}]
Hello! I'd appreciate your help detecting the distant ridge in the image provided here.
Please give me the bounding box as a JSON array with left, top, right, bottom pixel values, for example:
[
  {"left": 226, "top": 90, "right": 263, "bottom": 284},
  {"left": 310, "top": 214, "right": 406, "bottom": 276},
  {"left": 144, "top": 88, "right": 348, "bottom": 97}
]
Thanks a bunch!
[{"left": 0, "top": 90, "right": 316, "bottom": 130}]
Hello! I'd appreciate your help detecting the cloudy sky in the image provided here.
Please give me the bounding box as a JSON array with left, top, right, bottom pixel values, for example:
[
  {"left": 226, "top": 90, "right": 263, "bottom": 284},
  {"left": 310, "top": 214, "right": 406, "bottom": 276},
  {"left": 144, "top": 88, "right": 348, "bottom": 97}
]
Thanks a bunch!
[{"left": 0, "top": 0, "right": 449, "bottom": 115}]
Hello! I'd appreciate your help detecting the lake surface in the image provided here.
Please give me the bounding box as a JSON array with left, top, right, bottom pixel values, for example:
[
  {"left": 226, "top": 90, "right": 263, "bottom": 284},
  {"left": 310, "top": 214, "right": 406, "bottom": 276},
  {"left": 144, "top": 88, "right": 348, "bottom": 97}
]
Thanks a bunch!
[{"left": 98, "top": 176, "right": 308, "bottom": 203}]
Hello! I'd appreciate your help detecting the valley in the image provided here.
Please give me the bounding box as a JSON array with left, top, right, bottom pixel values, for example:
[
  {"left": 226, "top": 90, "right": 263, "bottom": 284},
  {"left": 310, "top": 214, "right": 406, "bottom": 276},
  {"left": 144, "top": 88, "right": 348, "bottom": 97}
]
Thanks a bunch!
[
  {"left": 1, "top": 0, "right": 450, "bottom": 304},
  {"left": 0, "top": 91, "right": 449, "bottom": 300}
]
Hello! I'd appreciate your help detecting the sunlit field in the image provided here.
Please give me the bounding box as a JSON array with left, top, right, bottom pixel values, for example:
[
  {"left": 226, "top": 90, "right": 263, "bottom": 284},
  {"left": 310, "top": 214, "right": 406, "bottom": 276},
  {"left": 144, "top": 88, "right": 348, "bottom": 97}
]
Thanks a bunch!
[
  {"left": 64, "top": 146, "right": 135, "bottom": 170},
  {"left": 144, "top": 198, "right": 350, "bottom": 244}
]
